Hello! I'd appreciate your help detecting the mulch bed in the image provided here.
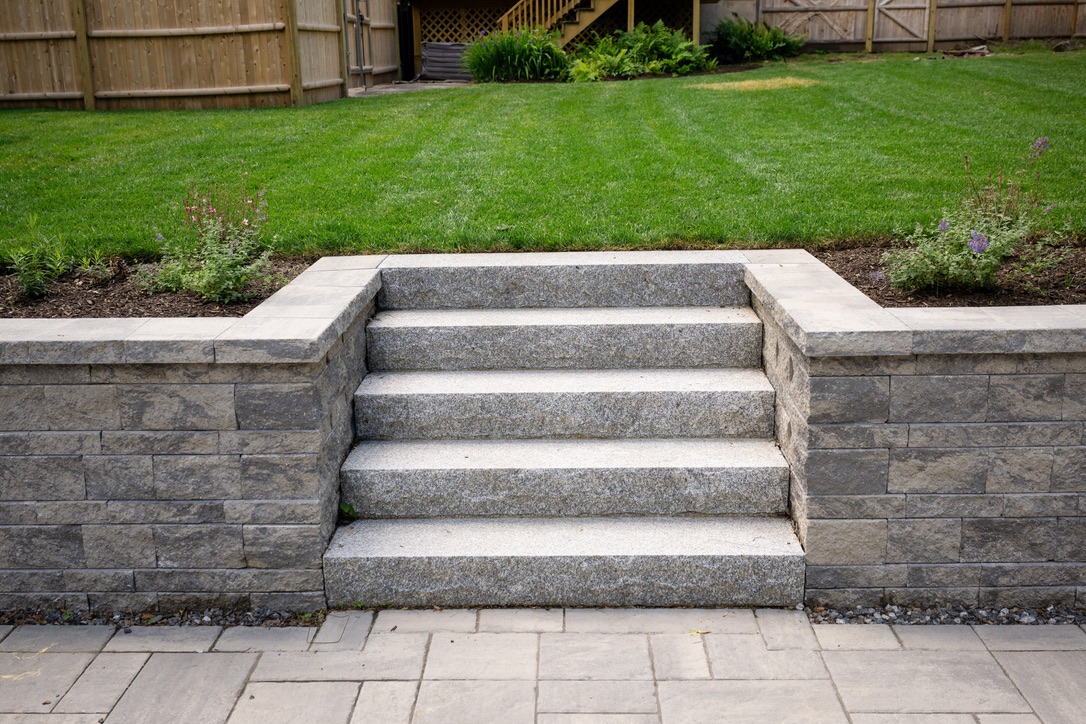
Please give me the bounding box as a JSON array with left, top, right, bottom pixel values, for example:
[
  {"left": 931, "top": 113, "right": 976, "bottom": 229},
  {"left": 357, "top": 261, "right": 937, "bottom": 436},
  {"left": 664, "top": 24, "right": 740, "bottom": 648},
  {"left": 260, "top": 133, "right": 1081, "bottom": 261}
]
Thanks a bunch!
[{"left": 0, "top": 257, "right": 315, "bottom": 319}]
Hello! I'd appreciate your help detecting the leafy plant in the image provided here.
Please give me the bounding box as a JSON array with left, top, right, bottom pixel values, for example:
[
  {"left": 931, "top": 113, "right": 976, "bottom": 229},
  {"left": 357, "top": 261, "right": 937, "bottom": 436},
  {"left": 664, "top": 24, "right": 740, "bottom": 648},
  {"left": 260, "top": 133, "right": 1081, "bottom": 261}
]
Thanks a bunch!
[
  {"left": 465, "top": 28, "right": 570, "bottom": 82},
  {"left": 883, "top": 138, "right": 1053, "bottom": 293},
  {"left": 570, "top": 22, "right": 716, "bottom": 81},
  {"left": 2, "top": 216, "right": 71, "bottom": 298},
  {"left": 708, "top": 15, "right": 805, "bottom": 64},
  {"left": 148, "top": 177, "right": 272, "bottom": 304}
]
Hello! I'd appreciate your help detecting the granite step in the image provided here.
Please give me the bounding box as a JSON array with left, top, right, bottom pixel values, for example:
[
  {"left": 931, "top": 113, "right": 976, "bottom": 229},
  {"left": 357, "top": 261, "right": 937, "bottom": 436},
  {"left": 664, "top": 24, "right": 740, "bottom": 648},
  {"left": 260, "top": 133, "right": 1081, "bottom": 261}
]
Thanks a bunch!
[
  {"left": 323, "top": 516, "right": 804, "bottom": 608},
  {"left": 376, "top": 251, "right": 749, "bottom": 309},
  {"left": 353, "top": 368, "right": 776, "bottom": 440},
  {"left": 340, "top": 438, "right": 790, "bottom": 518},
  {"left": 365, "top": 306, "right": 763, "bottom": 371}
]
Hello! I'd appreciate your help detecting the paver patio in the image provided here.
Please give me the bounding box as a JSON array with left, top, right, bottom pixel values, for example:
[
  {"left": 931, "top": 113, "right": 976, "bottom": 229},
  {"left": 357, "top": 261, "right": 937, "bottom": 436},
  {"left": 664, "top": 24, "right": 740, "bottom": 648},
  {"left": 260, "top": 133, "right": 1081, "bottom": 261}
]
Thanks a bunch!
[{"left": 1, "top": 609, "right": 1084, "bottom": 723}]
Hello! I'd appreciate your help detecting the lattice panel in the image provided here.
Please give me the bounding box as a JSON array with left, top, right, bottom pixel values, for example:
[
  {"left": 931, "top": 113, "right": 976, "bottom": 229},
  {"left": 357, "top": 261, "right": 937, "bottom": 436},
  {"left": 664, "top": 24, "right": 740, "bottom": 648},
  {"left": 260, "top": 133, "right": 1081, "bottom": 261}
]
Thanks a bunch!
[{"left": 420, "top": 7, "right": 505, "bottom": 43}]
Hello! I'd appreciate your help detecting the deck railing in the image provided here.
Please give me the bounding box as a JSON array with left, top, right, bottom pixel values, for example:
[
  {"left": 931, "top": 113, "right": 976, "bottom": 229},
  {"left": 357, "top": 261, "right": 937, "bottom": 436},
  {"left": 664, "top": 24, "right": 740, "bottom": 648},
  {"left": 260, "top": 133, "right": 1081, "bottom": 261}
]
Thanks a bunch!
[{"left": 499, "top": 0, "right": 583, "bottom": 33}]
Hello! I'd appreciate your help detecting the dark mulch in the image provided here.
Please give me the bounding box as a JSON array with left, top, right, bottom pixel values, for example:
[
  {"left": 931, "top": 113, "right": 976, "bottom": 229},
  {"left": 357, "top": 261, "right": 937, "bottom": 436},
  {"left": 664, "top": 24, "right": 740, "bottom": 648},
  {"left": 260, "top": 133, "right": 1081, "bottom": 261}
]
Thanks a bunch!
[
  {"left": 813, "top": 239, "right": 1086, "bottom": 307},
  {"left": 0, "top": 257, "right": 315, "bottom": 319}
]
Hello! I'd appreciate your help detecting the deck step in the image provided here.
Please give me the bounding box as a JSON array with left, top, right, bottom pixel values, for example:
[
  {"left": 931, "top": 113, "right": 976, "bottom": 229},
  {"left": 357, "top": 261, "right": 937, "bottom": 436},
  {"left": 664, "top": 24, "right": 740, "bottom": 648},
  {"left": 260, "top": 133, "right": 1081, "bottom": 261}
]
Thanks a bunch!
[
  {"left": 376, "top": 251, "right": 749, "bottom": 309},
  {"left": 366, "top": 306, "right": 762, "bottom": 371},
  {"left": 354, "top": 368, "right": 775, "bottom": 440},
  {"left": 340, "top": 438, "right": 789, "bottom": 518},
  {"left": 324, "top": 516, "right": 804, "bottom": 608}
]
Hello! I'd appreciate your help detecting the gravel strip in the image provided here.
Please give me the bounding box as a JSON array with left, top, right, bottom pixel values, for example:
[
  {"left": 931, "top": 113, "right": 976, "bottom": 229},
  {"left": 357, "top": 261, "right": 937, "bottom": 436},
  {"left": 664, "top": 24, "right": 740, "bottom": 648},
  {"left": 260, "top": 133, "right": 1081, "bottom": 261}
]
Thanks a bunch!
[
  {"left": 0, "top": 607, "right": 325, "bottom": 628},
  {"left": 804, "top": 603, "right": 1086, "bottom": 625}
]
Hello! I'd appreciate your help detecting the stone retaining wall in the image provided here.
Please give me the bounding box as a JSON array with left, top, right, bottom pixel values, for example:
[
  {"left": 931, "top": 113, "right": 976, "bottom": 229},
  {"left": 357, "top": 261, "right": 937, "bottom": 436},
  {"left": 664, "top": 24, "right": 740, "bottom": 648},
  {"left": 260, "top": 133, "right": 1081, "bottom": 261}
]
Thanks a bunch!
[
  {"left": 746, "top": 250, "right": 1086, "bottom": 609},
  {"left": 0, "top": 257, "right": 382, "bottom": 611}
]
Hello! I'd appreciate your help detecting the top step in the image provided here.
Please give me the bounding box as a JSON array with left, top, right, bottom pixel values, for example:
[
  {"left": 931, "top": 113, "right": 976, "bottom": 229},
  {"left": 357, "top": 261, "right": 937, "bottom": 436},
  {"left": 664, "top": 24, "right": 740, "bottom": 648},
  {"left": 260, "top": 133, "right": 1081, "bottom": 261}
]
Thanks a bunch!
[{"left": 377, "top": 251, "right": 749, "bottom": 309}]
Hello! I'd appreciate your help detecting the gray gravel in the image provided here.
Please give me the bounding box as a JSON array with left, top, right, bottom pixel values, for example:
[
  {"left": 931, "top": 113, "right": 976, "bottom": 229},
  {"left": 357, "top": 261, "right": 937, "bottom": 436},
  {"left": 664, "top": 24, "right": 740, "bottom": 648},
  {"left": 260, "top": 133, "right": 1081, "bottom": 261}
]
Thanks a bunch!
[{"left": 804, "top": 603, "right": 1086, "bottom": 625}]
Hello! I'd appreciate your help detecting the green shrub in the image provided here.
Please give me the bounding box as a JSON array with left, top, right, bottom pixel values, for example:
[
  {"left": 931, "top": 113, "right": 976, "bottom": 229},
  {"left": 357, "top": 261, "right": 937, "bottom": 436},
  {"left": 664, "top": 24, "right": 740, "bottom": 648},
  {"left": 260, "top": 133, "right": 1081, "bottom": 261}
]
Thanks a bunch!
[
  {"left": 148, "top": 178, "right": 272, "bottom": 304},
  {"left": 2, "top": 216, "right": 71, "bottom": 298},
  {"left": 883, "top": 138, "right": 1052, "bottom": 293},
  {"left": 465, "top": 28, "right": 569, "bottom": 82},
  {"left": 708, "top": 15, "right": 805, "bottom": 64},
  {"left": 570, "top": 21, "right": 715, "bottom": 81}
]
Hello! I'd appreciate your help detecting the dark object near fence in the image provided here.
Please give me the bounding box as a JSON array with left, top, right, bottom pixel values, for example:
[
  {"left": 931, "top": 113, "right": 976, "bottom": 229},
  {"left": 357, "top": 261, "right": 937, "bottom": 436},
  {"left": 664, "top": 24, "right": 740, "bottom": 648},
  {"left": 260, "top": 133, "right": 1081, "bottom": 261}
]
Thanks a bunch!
[{"left": 420, "top": 42, "right": 472, "bottom": 81}]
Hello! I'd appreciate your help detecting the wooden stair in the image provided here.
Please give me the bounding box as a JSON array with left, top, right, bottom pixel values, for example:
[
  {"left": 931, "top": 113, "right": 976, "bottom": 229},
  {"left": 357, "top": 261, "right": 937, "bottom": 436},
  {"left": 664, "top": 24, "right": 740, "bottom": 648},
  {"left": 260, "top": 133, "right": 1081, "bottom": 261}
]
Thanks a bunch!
[{"left": 499, "top": 0, "right": 624, "bottom": 47}]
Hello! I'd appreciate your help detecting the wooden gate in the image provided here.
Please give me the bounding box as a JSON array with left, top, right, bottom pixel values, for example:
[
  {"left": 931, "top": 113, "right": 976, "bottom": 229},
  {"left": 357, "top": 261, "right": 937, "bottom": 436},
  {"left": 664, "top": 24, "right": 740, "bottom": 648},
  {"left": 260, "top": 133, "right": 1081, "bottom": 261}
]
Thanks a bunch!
[
  {"left": 874, "top": 0, "right": 929, "bottom": 43},
  {"left": 759, "top": 0, "right": 868, "bottom": 44},
  {"left": 345, "top": 0, "right": 400, "bottom": 88}
]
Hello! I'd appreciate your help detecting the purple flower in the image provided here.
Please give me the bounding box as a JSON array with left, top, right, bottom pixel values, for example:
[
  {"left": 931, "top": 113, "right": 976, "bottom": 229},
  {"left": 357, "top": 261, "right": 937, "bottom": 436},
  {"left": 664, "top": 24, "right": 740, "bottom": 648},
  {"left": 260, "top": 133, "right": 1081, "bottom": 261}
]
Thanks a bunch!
[
  {"left": 1029, "top": 136, "right": 1049, "bottom": 158},
  {"left": 969, "top": 231, "right": 989, "bottom": 253},
  {"left": 156, "top": 233, "right": 164, "bottom": 241},
  {"left": 937, "top": 218, "right": 949, "bottom": 232},
  {"left": 870, "top": 270, "right": 887, "bottom": 284}
]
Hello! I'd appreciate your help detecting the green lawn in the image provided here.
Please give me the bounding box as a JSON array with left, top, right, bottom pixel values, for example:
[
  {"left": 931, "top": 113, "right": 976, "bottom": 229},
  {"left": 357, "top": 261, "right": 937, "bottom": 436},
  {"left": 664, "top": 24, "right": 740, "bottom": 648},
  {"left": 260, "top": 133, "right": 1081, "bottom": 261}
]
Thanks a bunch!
[{"left": 1, "top": 50, "right": 1083, "bottom": 260}]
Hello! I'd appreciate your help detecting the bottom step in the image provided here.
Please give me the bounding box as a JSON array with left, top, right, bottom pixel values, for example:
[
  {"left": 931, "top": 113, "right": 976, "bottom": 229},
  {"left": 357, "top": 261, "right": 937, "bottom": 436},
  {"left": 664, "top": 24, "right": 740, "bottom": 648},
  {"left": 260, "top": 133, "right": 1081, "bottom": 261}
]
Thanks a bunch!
[{"left": 323, "top": 517, "right": 804, "bottom": 608}]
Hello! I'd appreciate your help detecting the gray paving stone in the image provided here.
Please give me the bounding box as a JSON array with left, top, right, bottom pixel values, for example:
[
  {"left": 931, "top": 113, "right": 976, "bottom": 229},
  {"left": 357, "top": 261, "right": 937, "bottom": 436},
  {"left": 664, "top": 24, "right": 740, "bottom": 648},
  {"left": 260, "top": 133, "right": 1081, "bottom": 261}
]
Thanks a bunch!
[
  {"left": 812, "top": 625, "right": 901, "bottom": 651},
  {"left": 102, "top": 626, "right": 221, "bottom": 653},
  {"left": 703, "top": 634, "right": 828, "bottom": 679},
  {"left": 0, "top": 714, "right": 107, "bottom": 723},
  {"left": 849, "top": 716, "right": 975, "bottom": 724},
  {"left": 424, "top": 633, "right": 537, "bottom": 680},
  {"left": 649, "top": 634, "right": 711, "bottom": 680},
  {"left": 822, "top": 650, "right": 1030, "bottom": 713},
  {"left": 310, "top": 611, "right": 373, "bottom": 652},
  {"left": 213, "top": 627, "right": 316, "bottom": 652},
  {"left": 52, "top": 652, "right": 148, "bottom": 713},
  {"left": 996, "top": 651, "right": 1086, "bottom": 724},
  {"left": 0, "top": 626, "right": 11, "bottom": 643},
  {"left": 974, "top": 716, "right": 1043, "bottom": 724},
  {"left": 539, "top": 634, "right": 653, "bottom": 680},
  {"left": 755, "top": 608, "right": 819, "bottom": 650},
  {"left": 892, "top": 626, "right": 986, "bottom": 651},
  {"left": 972, "top": 625, "right": 1086, "bottom": 651},
  {"left": 537, "top": 716, "right": 659, "bottom": 724},
  {"left": 412, "top": 680, "right": 535, "bottom": 724},
  {"left": 227, "top": 682, "right": 360, "bottom": 724},
  {"left": 250, "top": 634, "right": 427, "bottom": 681},
  {"left": 0, "top": 626, "right": 114, "bottom": 653},
  {"left": 372, "top": 609, "right": 476, "bottom": 634},
  {"left": 107, "top": 652, "right": 256, "bottom": 724},
  {"left": 564, "top": 608, "right": 756, "bottom": 635},
  {"left": 537, "top": 680, "right": 657, "bottom": 714},
  {"left": 0, "top": 652, "right": 94, "bottom": 714},
  {"left": 477, "top": 608, "right": 563, "bottom": 633},
  {"left": 658, "top": 680, "right": 847, "bottom": 723},
  {"left": 350, "top": 681, "right": 417, "bottom": 724}
]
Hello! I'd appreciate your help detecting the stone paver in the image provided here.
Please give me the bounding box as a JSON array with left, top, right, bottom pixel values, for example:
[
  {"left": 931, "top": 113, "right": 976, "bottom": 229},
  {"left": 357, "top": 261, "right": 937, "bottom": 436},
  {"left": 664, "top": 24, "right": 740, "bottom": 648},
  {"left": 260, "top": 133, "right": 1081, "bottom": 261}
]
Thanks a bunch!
[
  {"left": 537, "top": 680, "right": 657, "bottom": 714},
  {"left": 227, "top": 682, "right": 359, "bottom": 724},
  {"left": 823, "top": 650, "right": 1031, "bottom": 714},
  {"left": 565, "top": 608, "right": 756, "bottom": 634},
  {"left": 973, "top": 624, "right": 1086, "bottom": 651},
  {"left": 311, "top": 611, "right": 373, "bottom": 652},
  {"left": 755, "top": 608, "right": 819, "bottom": 650},
  {"left": 0, "top": 715, "right": 105, "bottom": 723},
  {"left": 372, "top": 609, "right": 476, "bottom": 634},
  {"left": 412, "top": 680, "right": 535, "bottom": 724},
  {"left": 540, "top": 634, "right": 653, "bottom": 680},
  {"left": 704, "top": 634, "right": 828, "bottom": 679},
  {"left": 658, "top": 680, "right": 848, "bottom": 723},
  {"left": 103, "top": 626, "right": 221, "bottom": 652},
  {"left": 0, "top": 626, "right": 114, "bottom": 653},
  {"left": 478, "top": 608, "right": 564, "bottom": 633},
  {"left": 214, "top": 626, "right": 316, "bottom": 652},
  {"left": 849, "top": 716, "right": 975, "bottom": 723},
  {"left": 813, "top": 624, "right": 901, "bottom": 651},
  {"left": 0, "top": 653, "right": 94, "bottom": 714},
  {"left": 892, "top": 625, "right": 986, "bottom": 651},
  {"left": 0, "top": 627, "right": 11, "bottom": 643},
  {"left": 649, "top": 634, "right": 711, "bottom": 680},
  {"left": 52, "top": 652, "right": 148, "bottom": 713},
  {"left": 537, "top": 716, "right": 659, "bottom": 724},
  {"left": 251, "top": 634, "right": 427, "bottom": 681},
  {"left": 995, "top": 651, "right": 1086, "bottom": 724},
  {"left": 350, "top": 681, "right": 418, "bottom": 724},
  {"left": 107, "top": 653, "right": 256, "bottom": 724},
  {"left": 424, "top": 633, "right": 537, "bottom": 680}
]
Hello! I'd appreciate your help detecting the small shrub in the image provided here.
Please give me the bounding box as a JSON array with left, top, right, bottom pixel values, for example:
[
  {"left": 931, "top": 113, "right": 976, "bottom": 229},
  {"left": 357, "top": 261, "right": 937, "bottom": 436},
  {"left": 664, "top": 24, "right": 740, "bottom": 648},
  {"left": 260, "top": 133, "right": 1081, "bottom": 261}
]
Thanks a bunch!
[
  {"left": 883, "top": 138, "right": 1053, "bottom": 293},
  {"left": 2, "top": 216, "right": 71, "bottom": 298},
  {"left": 708, "top": 15, "right": 805, "bottom": 64},
  {"left": 465, "top": 28, "right": 569, "bottom": 82},
  {"left": 571, "top": 22, "right": 716, "bottom": 81},
  {"left": 149, "top": 177, "right": 272, "bottom": 304}
]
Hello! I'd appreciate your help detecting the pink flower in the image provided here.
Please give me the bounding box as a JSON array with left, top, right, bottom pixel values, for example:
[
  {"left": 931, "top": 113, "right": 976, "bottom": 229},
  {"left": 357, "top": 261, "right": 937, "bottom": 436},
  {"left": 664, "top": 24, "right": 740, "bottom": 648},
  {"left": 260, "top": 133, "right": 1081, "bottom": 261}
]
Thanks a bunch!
[{"left": 242, "top": 219, "right": 249, "bottom": 226}]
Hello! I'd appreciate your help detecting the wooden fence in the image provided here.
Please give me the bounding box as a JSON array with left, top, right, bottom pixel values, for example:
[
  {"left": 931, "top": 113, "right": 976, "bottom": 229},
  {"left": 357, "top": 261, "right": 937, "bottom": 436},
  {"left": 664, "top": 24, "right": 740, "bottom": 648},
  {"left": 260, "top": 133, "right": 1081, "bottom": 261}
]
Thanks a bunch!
[{"left": 0, "top": 0, "right": 400, "bottom": 110}]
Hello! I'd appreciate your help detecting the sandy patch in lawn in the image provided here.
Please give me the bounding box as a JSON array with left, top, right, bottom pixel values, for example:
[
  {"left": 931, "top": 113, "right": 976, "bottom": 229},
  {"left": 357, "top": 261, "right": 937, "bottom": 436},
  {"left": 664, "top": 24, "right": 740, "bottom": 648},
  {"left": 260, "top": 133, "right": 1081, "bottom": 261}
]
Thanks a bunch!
[{"left": 693, "top": 76, "right": 820, "bottom": 91}]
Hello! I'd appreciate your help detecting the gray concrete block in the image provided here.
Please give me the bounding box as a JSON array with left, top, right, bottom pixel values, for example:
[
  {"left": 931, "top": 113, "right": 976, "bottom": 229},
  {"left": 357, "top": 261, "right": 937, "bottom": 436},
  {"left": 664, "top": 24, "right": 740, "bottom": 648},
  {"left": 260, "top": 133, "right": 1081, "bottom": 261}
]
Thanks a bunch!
[
  {"left": 806, "top": 495, "right": 907, "bottom": 519},
  {"left": 239, "top": 454, "right": 322, "bottom": 499},
  {"left": 1063, "top": 373, "right": 1086, "bottom": 419},
  {"left": 805, "top": 565, "right": 908, "bottom": 589},
  {"left": 101, "top": 431, "right": 219, "bottom": 455},
  {"left": 960, "top": 518, "right": 1060, "bottom": 563},
  {"left": 886, "top": 519, "right": 962, "bottom": 563},
  {"left": 153, "top": 525, "right": 245, "bottom": 568},
  {"left": 907, "top": 422, "right": 1082, "bottom": 448},
  {"left": 904, "top": 494, "right": 1004, "bottom": 518},
  {"left": 153, "top": 455, "right": 241, "bottom": 500},
  {"left": 0, "top": 592, "right": 88, "bottom": 610},
  {"left": 975, "top": 562, "right": 1086, "bottom": 587},
  {"left": 0, "top": 456, "right": 85, "bottom": 500},
  {"left": 104, "top": 500, "right": 225, "bottom": 525},
  {"left": 85, "top": 455, "right": 154, "bottom": 500},
  {"left": 89, "top": 592, "right": 158, "bottom": 611},
  {"left": 83, "top": 525, "right": 155, "bottom": 568},
  {"left": 890, "top": 375, "right": 989, "bottom": 423},
  {"left": 805, "top": 449, "right": 888, "bottom": 496},
  {"left": 809, "top": 376, "right": 889, "bottom": 424},
  {"left": 0, "top": 385, "right": 45, "bottom": 431},
  {"left": 34, "top": 501, "right": 107, "bottom": 524},
  {"left": 808, "top": 355, "right": 916, "bottom": 376},
  {"left": 986, "top": 448, "right": 1053, "bottom": 493},
  {"left": 988, "top": 374, "right": 1064, "bottom": 422},
  {"left": 1051, "top": 447, "right": 1086, "bottom": 492},
  {"left": 235, "top": 384, "right": 323, "bottom": 430},
  {"left": 979, "top": 586, "right": 1077, "bottom": 608},
  {"left": 157, "top": 592, "right": 251, "bottom": 610},
  {"left": 368, "top": 307, "right": 762, "bottom": 370},
  {"left": 134, "top": 568, "right": 322, "bottom": 593},
  {"left": 118, "top": 384, "right": 236, "bottom": 431},
  {"left": 218, "top": 430, "right": 322, "bottom": 455},
  {"left": 0, "top": 502, "right": 36, "bottom": 524},
  {"left": 356, "top": 369, "right": 776, "bottom": 440},
  {"left": 886, "top": 588, "right": 980, "bottom": 610},
  {"left": 224, "top": 500, "right": 322, "bottom": 525},
  {"left": 249, "top": 591, "right": 326, "bottom": 611},
  {"left": 808, "top": 423, "right": 908, "bottom": 449},
  {"left": 889, "top": 449, "right": 989, "bottom": 494},
  {"left": 44, "top": 385, "right": 122, "bottom": 430},
  {"left": 804, "top": 519, "right": 887, "bottom": 565},
  {"left": 1002, "top": 493, "right": 1080, "bottom": 517},
  {"left": 63, "top": 569, "right": 133, "bottom": 592},
  {"left": 25, "top": 431, "right": 101, "bottom": 455},
  {"left": 243, "top": 525, "right": 324, "bottom": 568},
  {"left": 0, "top": 525, "right": 84, "bottom": 568},
  {"left": 1060, "top": 517, "right": 1086, "bottom": 561},
  {"left": 805, "top": 588, "right": 886, "bottom": 609}
]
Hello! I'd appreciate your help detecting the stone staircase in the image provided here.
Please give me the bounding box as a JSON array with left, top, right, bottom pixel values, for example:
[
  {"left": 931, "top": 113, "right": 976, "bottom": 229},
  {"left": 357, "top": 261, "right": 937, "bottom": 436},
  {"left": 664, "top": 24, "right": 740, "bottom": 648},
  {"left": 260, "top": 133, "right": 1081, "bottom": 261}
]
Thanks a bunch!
[{"left": 324, "top": 254, "right": 803, "bottom": 607}]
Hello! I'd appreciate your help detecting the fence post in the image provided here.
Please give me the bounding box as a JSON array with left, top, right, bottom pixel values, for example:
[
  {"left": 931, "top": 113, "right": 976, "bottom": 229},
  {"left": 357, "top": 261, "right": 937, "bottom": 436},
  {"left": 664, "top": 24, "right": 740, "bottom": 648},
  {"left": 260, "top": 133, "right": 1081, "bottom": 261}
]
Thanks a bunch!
[
  {"left": 865, "top": 0, "right": 876, "bottom": 52},
  {"left": 628, "top": 0, "right": 635, "bottom": 32},
  {"left": 284, "top": 0, "right": 304, "bottom": 105},
  {"left": 692, "top": 0, "right": 700, "bottom": 42},
  {"left": 1001, "top": 0, "right": 1013, "bottom": 42},
  {"left": 927, "top": 0, "right": 937, "bottom": 52},
  {"left": 337, "top": 0, "right": 350, "bottom": 96},
  {"left": 1071, "top": 1, "right": 1079, "bottom": 37},
  {"left": 69, "top": 0, "right": 94, "bottom": 110}
]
